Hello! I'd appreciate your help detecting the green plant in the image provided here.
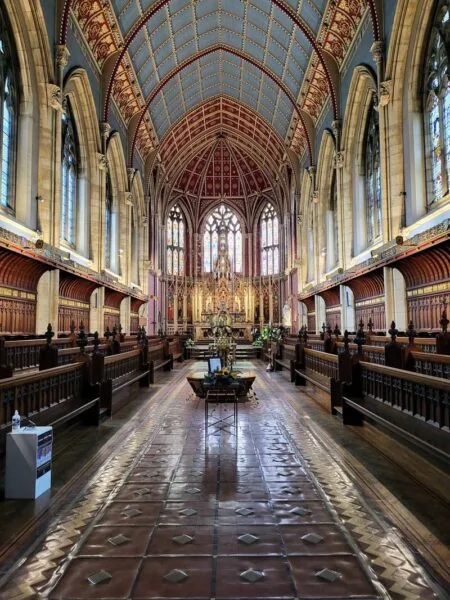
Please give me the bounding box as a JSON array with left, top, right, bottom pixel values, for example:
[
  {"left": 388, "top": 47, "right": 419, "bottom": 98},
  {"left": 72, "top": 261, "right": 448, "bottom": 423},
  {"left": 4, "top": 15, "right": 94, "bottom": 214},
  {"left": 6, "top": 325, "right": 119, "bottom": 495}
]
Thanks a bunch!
[
  {"left": 252, "top": 338, "right": 264, "bottom": 348},
  {"left": 185, "top": 338, "right": 195, "bottom": 347},
  {"left": 259, "top": 323, "right": 281, "bottom": 343}
]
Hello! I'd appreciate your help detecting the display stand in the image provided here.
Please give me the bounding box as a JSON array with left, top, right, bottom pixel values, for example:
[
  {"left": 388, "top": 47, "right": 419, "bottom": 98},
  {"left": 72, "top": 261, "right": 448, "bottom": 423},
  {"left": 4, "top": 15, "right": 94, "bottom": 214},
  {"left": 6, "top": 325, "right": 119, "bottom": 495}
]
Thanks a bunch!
[{"left": 5, "top": 426, "right": 53, "bottom": 499}]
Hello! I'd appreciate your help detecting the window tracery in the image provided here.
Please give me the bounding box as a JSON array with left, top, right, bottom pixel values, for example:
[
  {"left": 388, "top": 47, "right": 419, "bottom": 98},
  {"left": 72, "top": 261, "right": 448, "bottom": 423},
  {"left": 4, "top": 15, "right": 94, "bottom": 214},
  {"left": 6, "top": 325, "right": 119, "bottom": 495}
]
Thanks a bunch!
[
  {"left": 167, "top": 204, "right": 184, "bottom": 276},
  {"left": 425, "top": 1, "right": 450, "bottom": 204},
  {"left": 203, "top": 204, "right": 242, "bottom": 274},
  {"left": 260, "top": 203, "right": 279, "bottom": 275},
  {"left": 0, "top": 8, "right": 18, "bottom": 211},
  {"left": 61, "top": 99, "right": 78, "bottom": 245},
  {"left": 364, "top": 104, "right": 382, "bottom": 245}
]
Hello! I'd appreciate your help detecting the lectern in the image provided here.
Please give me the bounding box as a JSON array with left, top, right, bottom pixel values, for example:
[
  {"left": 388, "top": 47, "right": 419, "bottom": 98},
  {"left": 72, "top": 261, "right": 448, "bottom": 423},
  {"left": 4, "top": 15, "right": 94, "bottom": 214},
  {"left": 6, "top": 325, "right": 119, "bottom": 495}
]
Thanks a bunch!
[{"left": 5, "top": 426, "right": 53, "bottom": 499}]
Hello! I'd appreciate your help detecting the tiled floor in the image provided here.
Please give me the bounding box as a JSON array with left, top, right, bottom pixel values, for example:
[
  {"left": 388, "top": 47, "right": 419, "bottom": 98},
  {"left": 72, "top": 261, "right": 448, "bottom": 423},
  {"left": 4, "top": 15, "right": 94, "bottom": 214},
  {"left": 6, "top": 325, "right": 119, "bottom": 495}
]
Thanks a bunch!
[{"left": 0, "top": 361, "right": 448, "bottom": 599}]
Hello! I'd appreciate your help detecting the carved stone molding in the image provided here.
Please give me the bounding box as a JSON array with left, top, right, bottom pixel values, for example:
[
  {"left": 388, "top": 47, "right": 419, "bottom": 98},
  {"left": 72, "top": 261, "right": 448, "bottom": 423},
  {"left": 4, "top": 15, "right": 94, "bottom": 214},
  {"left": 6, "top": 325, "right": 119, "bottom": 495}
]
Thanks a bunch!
[
  {"left": 370, "top": 41, "right": 384, "bottom": 65},
  {"left": 331, "top": 120, "right": 341, "bottom": 138},
  {"left": 97, "top": 153, "right": 108, "bottom": 171},
  {"left": 46, "top": 84, "right": 62, "bottom": 111},
  {"left": 124, "top": 192, "right": 134, "bottom": 206},
  {"left": 100, "top": 121, "right": 111, "bottom": 141},
  {"left": 378, "top": 80, "right": 392, "bottom": 107},
  {"left": 55, "top": 44, "right": 70, "bottom": 68},
  {"left": 334, "top": 151, "right": 344, "bottom": 169},
  {"left": 312, "top": 190, "right": 319, "bottom": 204}
]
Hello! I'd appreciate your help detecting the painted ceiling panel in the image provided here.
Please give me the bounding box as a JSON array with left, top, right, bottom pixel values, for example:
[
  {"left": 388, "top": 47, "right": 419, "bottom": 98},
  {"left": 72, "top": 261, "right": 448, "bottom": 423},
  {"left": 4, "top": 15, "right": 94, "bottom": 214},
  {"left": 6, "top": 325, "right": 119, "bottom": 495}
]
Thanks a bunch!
[{"left": 111, "top": 0, "right": 323, "bottom": 141}]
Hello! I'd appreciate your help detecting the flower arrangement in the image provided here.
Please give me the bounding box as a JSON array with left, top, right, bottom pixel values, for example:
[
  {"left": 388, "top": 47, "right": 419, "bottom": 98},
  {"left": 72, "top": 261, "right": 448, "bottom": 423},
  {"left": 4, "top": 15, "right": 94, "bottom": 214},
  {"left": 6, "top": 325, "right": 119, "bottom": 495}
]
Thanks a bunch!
[
  {"left": 252, "top": 337, "right": 264, "bottom": 348},
  {"left": 185, "top": 337, "right": 195, "bottom": 348},
  {"left": 204, "top": 367, "right": 241, "bottom": 386},
  {"left": 259, "top": 322, "right": 282, "bottom": 343}
]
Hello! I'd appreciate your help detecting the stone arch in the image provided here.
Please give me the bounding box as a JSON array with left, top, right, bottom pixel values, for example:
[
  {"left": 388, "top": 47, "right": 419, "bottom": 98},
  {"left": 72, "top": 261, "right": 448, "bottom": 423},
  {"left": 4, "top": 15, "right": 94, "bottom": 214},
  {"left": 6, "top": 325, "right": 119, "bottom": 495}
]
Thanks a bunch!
[
  {"left": 105, "top": 131, "right": 128, "bottom": 277},
  {"left": 62, "top": 68, "right": 101, "bottom": 259},
  {"left": 1, "top": 0, "right": 53, "bottom": 232},
  {"left": 341, "top": 65, "right": 378, "bottom": 260},
  {"left": 316, "top": 130, "right": 337, "bottom": 274},
  {"left": 387, "top": 0, "right": 449, "bottom": 226}
]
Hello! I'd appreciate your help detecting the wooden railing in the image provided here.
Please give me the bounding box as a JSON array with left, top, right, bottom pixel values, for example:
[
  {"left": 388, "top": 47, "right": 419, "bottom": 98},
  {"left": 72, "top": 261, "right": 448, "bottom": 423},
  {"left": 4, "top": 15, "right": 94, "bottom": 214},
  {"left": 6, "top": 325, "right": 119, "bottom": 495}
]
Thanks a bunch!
[
  {"left": 342, "top": 361, "right": 450, "bottom": 456},
  {"left": 104, "top": 349, "right": 142, "bottom": 386},
  {"left": 304, "top": 348, "right": 339, "bottom": 382},
  {"left": 0, "top": 363, "right": 84, "bottom": 427},
  {"left": 369, "top": 335, "right": 437, "bottom": 353},
  {"left": 408, "top": 351, "right": 450, "bottom": 379}
]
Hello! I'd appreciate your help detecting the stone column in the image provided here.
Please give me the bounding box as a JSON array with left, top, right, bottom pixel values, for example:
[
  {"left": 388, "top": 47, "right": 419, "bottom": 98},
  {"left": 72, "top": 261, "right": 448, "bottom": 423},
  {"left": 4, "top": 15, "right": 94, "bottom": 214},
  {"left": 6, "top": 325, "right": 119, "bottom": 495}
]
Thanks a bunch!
[
  {"left": 120, "top": 296, "right": 131, "bottom": 333},
  {"left": 36, "top": 270, "right": 60, "bottom": 334},
  {"left": 90, "top": 286, "right": 105, "bottom": 335}
]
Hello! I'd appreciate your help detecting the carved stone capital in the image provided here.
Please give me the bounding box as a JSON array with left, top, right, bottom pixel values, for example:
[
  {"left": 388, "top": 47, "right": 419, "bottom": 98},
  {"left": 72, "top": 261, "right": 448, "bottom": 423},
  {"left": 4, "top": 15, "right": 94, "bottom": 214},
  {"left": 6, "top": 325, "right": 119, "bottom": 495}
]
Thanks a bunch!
[
  {"left": 100, "top": 121, "right": 111, "bottom": 140},
  {"left": 46, "top": 84, "right": 62, "bottom": 111},
  {"left": 97, "top": 153, "right": 108, "bottom": 171},
  {"left": 331, "top": 119, "right": 341, "bottom": 137},
  {"left": 124, "top": 192, "right": 134, "bottom": 206},
  {"left": 55, "top": 44, "right": 70, "bottom": 68},
  {"left": 378, "top": 80, "right": 392, "bottom": 107},
  {"left": 334, "top": 151, "right": 344, "bottom": 169},
  {"left": 370, "top": 41, "right": 384, "bottom": 64},
  {"left": 312, "top": 190, "right": 319, "bottom": 204}
]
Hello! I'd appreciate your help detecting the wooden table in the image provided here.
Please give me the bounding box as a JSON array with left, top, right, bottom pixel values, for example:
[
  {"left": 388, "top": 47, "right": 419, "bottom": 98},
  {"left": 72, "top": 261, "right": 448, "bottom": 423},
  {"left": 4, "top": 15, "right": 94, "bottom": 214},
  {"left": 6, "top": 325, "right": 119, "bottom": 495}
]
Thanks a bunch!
[{"left": 186, "top": 371, "right": 256, "bottom": 399}]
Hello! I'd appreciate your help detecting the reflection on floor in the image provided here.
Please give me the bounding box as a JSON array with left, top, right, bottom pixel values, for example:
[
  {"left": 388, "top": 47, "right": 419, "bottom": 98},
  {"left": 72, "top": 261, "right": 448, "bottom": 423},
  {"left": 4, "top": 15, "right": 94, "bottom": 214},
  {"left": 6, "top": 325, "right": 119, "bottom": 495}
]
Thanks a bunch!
[{"left": 0, "top": 360, "right": 449, "bottom": 599}]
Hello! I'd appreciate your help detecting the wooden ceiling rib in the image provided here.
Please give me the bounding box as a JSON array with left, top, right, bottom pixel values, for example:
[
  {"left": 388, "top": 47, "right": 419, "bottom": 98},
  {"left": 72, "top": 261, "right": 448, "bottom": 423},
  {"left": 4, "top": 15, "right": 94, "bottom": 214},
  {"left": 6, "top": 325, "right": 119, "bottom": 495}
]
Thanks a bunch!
[
  {"left": 395, "top": 245, "right": 450, "bottom": 289},
  {"left": 59, "top": 273, "right": 99, "bottom": 302},
  {"left": 0, "top": 248, "right": 52, "bottom": 292},
  {"left": 346, "top": 270, "right": 385, "bottom": 301}
]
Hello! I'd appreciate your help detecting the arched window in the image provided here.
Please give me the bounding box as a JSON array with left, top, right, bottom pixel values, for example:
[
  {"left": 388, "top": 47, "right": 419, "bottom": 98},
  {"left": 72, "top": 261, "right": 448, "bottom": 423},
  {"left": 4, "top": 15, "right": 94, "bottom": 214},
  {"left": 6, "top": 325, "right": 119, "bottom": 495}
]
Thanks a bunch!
[
  {"left": 131, "top": 205, "right": 139, "bottom": 284},
  {"left": 0, "top": 8, "right": 18, "bottom": 210},
  {"left": 203, "top": 204, "right": 242, "bottom": 273},
  {"left": 330, "top": 172, "right": 339, "bottom": 268},
  {"left": 61, "top": 99, "right": 78, "bottom": 245},
  {"left": 167, "top": 204, "right": 184, "bottom": 276},
  {"left": 105, "top": 170, "right": 113, "bottom": 270},
  {"left": 425, "top": 2, "right": 450, "bottom": 205},
  {"left": 260, "top": 203, "right": 279, "bottom": 275},
  {"left": 364, "top": 104, "right": 382, "bottom": 245}
]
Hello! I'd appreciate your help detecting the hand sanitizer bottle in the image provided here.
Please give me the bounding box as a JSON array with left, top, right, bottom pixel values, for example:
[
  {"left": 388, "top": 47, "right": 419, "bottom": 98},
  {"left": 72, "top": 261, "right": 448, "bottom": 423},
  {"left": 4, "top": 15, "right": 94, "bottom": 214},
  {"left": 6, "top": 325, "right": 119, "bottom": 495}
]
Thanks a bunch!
[{"left": 12, "top": 410, "right": 21, "bottom": 431}]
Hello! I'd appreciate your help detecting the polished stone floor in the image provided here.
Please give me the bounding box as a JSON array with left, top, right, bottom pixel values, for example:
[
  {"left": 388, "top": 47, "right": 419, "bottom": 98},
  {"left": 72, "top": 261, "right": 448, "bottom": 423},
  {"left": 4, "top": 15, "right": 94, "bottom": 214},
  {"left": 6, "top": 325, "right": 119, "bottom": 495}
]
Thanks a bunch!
[{"left": 0, "top": 360, "right": 449, "bottom": 599}]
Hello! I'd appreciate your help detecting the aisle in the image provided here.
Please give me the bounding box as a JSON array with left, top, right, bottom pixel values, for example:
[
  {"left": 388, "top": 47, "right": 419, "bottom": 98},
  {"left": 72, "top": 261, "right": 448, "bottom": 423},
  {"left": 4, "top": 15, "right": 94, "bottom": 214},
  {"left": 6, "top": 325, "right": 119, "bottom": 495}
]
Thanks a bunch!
[{"left": 0, "top": 361, "right": 446, "bottom": 599}]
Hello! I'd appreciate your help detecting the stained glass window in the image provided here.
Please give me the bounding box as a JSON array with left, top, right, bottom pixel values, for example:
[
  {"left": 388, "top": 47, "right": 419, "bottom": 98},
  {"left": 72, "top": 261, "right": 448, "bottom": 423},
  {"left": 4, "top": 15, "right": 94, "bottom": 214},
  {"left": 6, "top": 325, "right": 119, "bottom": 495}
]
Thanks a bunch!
[
  {"left": 425, "top": 1, "right": 450, "bottom": 205},
  {"left": 260, "top": 203, "right": 280, "bottom": 275},
  {"left": 203, "top": 204, "right": 242, "bottom": 273},
  {"left": 61, "top": 99, "right": 78, "bottom": 245},
  {"left": 0, "top": 7, "right": 18, "bottom": 210},
  {"left": 167, "top": 204, "right": 184, "bottom": 276},
  {"left": 105, "top": 170, "right": 113, "bottom": 269},
  {"left": 364, "top": 104, "right": 382, "bottom": 245}
]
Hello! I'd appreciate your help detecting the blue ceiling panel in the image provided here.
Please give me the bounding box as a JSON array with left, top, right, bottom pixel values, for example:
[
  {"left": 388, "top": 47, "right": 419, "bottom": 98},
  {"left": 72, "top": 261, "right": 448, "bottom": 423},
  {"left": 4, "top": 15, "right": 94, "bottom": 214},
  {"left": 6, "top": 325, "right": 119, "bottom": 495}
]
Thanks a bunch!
[{"left": 116, "top": 0, "right": 328, "bottom": 141}]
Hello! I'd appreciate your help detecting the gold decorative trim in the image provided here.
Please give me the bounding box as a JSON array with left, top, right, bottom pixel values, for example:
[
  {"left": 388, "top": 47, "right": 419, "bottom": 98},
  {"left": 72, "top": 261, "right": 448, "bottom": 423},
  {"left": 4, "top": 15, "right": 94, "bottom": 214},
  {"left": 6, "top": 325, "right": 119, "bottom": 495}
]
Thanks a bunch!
[
  {"left": 355, "top": 296, "right": 384, "bottom": 307},
  {"left": 59, "top": 298, "right": 89, "bottom": 308},
  {"left": 407, "top": 282, "right": 450, "bottom": 297},
  {"left": 0, "top": 287, "right": 35, "bottom": 300}
]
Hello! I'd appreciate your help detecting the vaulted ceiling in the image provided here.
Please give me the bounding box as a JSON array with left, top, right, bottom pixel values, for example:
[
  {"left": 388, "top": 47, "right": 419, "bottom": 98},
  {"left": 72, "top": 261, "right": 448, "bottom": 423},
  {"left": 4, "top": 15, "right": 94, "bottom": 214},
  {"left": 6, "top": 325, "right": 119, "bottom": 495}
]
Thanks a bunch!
[{"left": 64, "top": 0, "right": 378, "bottom": 204}]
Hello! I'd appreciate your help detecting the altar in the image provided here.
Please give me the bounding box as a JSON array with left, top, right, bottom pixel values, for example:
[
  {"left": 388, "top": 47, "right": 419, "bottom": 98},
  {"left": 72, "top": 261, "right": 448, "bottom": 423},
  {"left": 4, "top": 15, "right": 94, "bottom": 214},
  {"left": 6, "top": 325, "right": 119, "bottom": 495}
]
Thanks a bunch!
[{"left": 186, "top": 370, "right": 256, "bottom": 399}]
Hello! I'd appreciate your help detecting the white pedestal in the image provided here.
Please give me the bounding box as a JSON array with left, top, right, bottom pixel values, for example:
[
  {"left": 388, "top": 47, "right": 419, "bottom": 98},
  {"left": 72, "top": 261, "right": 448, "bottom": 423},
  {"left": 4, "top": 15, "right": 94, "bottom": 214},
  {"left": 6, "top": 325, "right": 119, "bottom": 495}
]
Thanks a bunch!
[{"left": 5, "top": 426, "right": 53, "bottom": 499}]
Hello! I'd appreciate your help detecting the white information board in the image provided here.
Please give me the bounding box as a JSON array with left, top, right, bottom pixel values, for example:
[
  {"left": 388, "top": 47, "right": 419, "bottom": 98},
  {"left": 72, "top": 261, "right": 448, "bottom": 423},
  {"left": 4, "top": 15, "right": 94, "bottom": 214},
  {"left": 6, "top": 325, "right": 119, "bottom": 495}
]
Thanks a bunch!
[{"left": 5, "top": 426, "right": 53, "bottom": 499}]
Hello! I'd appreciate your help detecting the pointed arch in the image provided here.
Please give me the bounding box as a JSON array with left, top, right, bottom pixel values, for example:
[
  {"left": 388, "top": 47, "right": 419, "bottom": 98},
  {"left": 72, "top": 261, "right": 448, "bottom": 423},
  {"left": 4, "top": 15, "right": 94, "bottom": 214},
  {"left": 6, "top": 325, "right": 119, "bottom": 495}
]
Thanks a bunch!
[
  {"left": 316, "top": 130, "right": 339, "bottom": 273},
  {"left": 341, "top": 65, "right": 378, "bottom": 259}
]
